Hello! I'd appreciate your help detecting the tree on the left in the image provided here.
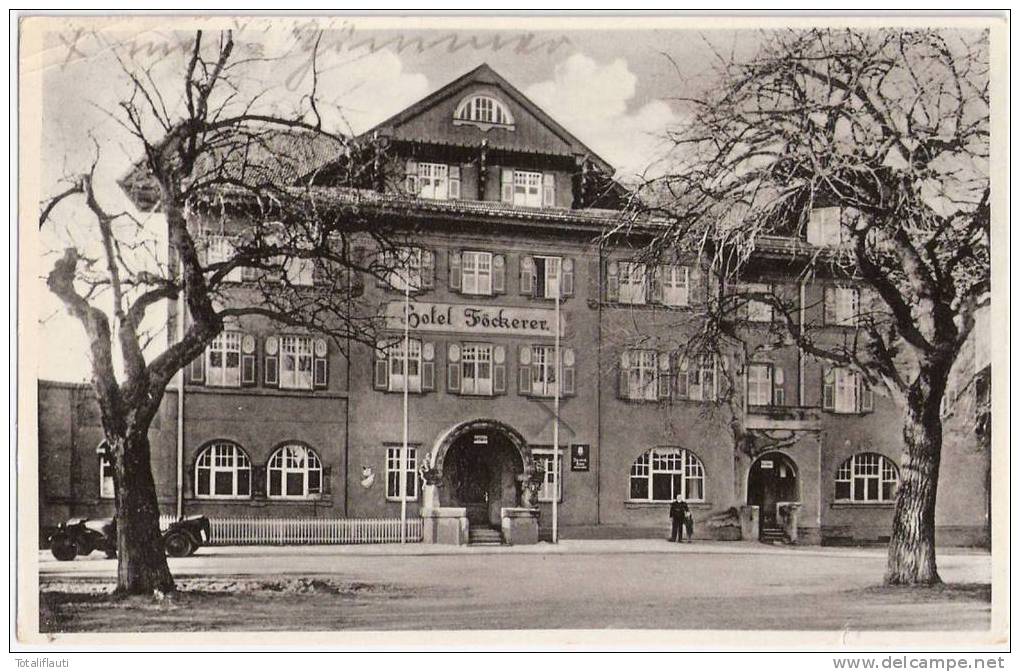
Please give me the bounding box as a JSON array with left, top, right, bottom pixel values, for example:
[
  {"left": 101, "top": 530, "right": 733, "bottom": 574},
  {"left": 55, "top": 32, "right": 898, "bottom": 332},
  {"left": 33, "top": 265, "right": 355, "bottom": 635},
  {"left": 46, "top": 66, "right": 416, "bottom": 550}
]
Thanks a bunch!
[{"left": 39, "top": 30, "right": 409, "bottom": 595}]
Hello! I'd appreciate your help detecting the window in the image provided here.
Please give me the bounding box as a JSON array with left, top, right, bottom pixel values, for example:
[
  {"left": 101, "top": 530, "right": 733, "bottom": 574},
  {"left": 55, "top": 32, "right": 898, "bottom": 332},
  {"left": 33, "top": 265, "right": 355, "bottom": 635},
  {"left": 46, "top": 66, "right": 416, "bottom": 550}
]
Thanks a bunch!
[
  {"left": 619, "top": 262, "right": 648, "bottom": 305},
  {"left": 532, "top": 449, "right": 561, "bottom": 502},
  {"left": 204, "top": 235, "right": 243, "bottom": 283},
  {"left": 460, "top": 343, "right": 493, "bottom": 396},
  {"left": 624, "top": 349, "right": 658, "bottom": 401},
  {"left": 835, "top": 453, "right": 898, "bottom": 502},
  {"left": 531, "top": 345, "right": 559, "bottom": 397},
  {"left": 206, "top": 331, "right": 242, "bottom": 387},
  {"left": 389, "top": 338, "right": 422, "bottom": 392},
  {"left": 747, "top": 363, "right": 774, "bottom": 407},
  {"left": 675, "top": 355, "right": 718, "bottom": 401},
  {"left": 405, "top": 161, "right": 460, "bottom": 200},
  {"left": 461, "top": 250, "right": 493, "bottom": 295},
  {"left": 736, "top": 283, "right": 773, "bottom": 322},
  {"left": 807, "top": 207, "right": 846, "bottom": 247},
  {"left": 824, "top": 285, "right": 860, "bottom": 326},
  {"left": 454, "top": 95, "right": 514, "bottom": 127},
  {"left": 660, "top": 265, "right": 690, "bottom": 307},
  {"left": 268, "top": 444, "right": 323, "bottom": 499},
  {"left": 501, "top": 169, "right": 554, "bottom": 208},
  {"left": 386, "top": 446, "right": 419, "bottom": 501},
  {"left": 823, "top": 367, "right": 874, "bottom": 414},
  {"left": 629, "top": 448, "right": 705, "bottom": 502},
  {"left": 194, "top": 442, "right": 251, "bottom": 499},
  {"left": 383, "top": 246, "right": 424, "bottom": 292},
  {"left": 99, "top": 454, "right": 115, "bottom": 499},
  {"left": 280, "top": 335, "right": 313, "bottom": 390},
  {"left": 534, "top": 256, "right": 561, "bottom": 299}
]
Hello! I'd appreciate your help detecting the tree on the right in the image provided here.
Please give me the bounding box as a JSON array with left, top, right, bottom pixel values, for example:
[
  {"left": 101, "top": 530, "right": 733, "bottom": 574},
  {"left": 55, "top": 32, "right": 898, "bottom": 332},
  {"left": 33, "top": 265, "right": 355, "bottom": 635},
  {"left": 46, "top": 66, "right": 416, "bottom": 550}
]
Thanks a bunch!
[{"left": 627, "top": 28, "right": 990, "bottom": 584}]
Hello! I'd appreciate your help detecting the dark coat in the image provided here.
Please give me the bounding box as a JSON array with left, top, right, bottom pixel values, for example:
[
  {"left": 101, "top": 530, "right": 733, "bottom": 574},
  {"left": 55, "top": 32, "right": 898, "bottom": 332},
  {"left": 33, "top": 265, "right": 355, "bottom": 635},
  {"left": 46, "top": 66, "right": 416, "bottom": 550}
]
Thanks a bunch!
[{"left": 669, "top": 500, "right": 690, "bottom": 520}]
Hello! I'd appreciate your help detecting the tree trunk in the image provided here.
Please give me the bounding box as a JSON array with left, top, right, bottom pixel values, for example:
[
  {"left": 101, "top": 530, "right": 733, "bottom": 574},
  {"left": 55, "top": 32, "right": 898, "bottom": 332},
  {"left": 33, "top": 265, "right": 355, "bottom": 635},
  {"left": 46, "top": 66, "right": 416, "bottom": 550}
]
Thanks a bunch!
[
  {"left": 885, "top": 363, "right": 948, "bottom": 585},
  {"left": 111, "top": 431, "right": 176, "bottom": 595}
]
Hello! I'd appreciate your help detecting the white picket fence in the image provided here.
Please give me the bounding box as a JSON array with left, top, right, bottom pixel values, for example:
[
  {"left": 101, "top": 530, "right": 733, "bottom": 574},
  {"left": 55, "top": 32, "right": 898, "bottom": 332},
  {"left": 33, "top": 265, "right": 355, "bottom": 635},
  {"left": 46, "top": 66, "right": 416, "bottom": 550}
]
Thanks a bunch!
[{"left": 159, "top": 515, "right": 422, "bottom": 545}]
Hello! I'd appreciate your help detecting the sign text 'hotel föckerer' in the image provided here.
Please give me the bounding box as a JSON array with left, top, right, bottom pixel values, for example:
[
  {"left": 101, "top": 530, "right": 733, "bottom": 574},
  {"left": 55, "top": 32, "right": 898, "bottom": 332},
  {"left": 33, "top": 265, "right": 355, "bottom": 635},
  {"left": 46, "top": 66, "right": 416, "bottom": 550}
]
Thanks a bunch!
[{"left": 385, "top": 301, "right": 564, "bottom": 338}]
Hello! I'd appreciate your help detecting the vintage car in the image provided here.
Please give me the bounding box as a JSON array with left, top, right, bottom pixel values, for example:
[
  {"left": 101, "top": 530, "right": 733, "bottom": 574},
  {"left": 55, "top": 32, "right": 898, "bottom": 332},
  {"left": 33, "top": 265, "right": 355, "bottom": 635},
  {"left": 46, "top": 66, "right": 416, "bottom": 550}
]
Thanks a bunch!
[{"left": 47, "top": 515, "right": 211, "bottom": 561}]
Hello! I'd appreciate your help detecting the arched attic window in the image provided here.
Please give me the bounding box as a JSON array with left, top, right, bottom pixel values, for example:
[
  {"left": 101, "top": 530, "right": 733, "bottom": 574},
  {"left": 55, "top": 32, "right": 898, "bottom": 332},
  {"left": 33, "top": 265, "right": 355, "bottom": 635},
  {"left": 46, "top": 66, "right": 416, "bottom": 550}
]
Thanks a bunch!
[{"left": 453, "top": 94, "right": 515, "bottom": 131}]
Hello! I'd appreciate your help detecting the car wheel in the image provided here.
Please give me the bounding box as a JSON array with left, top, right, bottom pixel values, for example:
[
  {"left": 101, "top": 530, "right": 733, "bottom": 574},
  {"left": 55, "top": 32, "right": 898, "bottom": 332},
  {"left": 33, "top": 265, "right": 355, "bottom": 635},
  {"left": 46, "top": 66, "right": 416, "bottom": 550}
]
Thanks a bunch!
[
  {"left": 50, "top": 535, "right": 79, "bottom": 561},
  {"left": 163, "top": 531, "right": 194, "bottom": 558}
]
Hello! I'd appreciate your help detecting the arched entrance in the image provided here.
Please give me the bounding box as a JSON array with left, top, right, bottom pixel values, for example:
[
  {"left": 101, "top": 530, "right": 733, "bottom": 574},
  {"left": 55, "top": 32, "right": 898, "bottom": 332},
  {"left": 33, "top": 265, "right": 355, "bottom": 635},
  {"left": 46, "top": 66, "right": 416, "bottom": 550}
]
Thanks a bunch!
[
  {"left": 430, "top": 419, "right": 535, "bottom": 529},
  {"left": 747, "top": 451, "right": 800, "bottom": 534}
]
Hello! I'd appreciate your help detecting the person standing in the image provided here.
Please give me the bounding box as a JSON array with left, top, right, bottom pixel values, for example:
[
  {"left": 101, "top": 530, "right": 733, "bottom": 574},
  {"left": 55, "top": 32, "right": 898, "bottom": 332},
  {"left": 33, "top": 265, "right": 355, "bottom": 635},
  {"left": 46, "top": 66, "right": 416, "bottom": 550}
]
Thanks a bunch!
[
  {"left": 669, "top": 495, "right": 690, "bottom": 542},
  {"left": 684, "top": 501, "right": 695, "bottom": 543}
]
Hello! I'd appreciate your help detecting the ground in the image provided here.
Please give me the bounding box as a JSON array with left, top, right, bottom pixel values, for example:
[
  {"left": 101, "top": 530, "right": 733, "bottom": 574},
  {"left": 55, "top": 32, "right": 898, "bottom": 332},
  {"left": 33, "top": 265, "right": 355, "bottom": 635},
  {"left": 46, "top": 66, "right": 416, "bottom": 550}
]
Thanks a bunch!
[{"left": 38, "top": 540, "right": 991, "bottom": 632}]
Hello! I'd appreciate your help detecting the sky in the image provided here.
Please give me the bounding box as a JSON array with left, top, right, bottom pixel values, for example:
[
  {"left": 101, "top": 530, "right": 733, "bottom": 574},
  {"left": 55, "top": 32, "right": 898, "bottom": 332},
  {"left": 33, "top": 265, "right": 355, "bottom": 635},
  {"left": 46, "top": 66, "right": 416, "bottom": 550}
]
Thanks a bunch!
[{"left": 30, "top": 17, "right": 751, "bottom": 382}]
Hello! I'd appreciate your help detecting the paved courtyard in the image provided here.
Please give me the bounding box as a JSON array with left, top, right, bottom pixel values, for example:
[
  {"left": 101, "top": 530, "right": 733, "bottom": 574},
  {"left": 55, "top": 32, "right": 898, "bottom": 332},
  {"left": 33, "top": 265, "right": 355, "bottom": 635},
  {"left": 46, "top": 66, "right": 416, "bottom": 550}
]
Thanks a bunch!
[{"left": 38, "top": 540, "right": 992, "bottom": 632}]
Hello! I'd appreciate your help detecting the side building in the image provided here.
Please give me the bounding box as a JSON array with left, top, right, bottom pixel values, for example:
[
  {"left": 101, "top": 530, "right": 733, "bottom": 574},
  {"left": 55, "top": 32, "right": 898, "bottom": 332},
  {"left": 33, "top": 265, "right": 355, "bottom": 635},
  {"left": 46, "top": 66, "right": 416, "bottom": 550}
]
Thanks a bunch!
[{"left": 37, "top": 64, "right": 990, "bottom": 547}]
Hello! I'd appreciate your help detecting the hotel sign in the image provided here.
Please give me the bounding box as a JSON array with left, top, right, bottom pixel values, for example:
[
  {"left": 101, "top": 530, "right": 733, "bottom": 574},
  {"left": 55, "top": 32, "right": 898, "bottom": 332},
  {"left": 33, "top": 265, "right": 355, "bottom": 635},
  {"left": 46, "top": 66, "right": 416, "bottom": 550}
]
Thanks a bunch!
[{"left": 385, "top": 301, "right": 563, "bottom": 338}]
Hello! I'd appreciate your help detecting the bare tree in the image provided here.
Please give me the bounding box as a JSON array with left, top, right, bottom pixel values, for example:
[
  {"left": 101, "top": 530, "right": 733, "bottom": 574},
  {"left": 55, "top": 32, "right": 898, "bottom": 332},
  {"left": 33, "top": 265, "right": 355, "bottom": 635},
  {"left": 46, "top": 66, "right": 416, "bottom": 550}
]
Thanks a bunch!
[
  {"left": 40, "top": 30, "right": 408, "bottom": 595},
  {"left": 611, "top": 28, "right": 989, "bottom": 584}
]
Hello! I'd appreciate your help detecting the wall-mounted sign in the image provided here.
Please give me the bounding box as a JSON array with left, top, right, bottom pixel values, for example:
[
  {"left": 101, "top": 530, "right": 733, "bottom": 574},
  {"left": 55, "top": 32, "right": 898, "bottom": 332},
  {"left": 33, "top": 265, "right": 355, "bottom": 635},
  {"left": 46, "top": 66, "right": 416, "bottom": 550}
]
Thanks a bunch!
[
  {"left": 385, "top": 301, "right": 564, "bottom": 338},
  {"left": 759, "top": 460, "right": 774, "bottom": 469},
  {"left": 473, "top": 434, "right": 488, "bottom": 445},
  {"left": 570, "top": 444, "right": 590, "bottom": 471}
]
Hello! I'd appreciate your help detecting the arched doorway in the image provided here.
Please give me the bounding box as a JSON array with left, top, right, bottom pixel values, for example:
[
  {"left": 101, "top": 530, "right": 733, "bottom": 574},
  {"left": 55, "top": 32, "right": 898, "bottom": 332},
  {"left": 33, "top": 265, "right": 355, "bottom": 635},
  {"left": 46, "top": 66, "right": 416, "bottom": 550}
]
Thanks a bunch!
[
  {"left": 747, "top": 451, "right": 799, "bottom": 534},
  {"left": 430, "top": 419, "right": 535, "bottom": 529}
]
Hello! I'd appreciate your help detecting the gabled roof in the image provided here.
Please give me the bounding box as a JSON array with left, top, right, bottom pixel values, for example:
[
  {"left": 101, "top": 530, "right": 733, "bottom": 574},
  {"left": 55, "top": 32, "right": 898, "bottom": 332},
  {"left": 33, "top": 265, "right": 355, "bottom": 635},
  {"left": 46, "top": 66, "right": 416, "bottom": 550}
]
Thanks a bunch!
[{"left": 360, "top": 63, "right": 615, "bottom": 174}]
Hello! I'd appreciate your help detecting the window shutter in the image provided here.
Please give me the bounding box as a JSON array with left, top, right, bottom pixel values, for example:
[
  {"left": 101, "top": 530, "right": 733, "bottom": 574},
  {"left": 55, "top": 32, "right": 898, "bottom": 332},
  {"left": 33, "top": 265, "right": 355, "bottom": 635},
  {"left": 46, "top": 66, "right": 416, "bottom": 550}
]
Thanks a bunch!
[
  {"left": 501, "top": 168, "right": 514, "bottom": 203},
  {"left": 689, "top": 267, "right": 703, "bottom": 304},
  {"left": 618, "top": 350, "right": 631, "bottom": 399},
  {"left": 493, "top": 254, "right": 506, "bottom": 294},
  {"left": 422, "top": 360, "right": 435, "bottom": 392},
  {"left": 322, "top": 465, "right": 332, "bottom": 496},
  {"left": 494, "top": 362, "right": 507, "bottom": 394},
  {"left": 824, "top": 287, "right": 836, "bottom": 325},
  {"left": 806, "top": 209, "right": 823, "bottom": 244},
  {"left": 657, "top": 355, "right": 671, "bottom": 400},
  {"left": 405, "top": 159, "right": 419, "bottom": 195},
  {"left": 374, "top": 359, "right": 388, "bottom": 390},
  {"left": 520, "top": 255, "right": 535, "bottom": 296},
  {"left": 676, "top": 358, "right": 690, "bottom": 399},
  {"left": 421, "top": 250, "right": 435, "bottom": 289},
  {"left": 517, "top": 345, "right": 531, "bottom": 395},
  {"left": 449, "top": 251, "right": 462, "bottom": 291},
  {"left": 313, "top": 339, "right": 329, "bottom": 390},
  {"left": 607, "top": 261, "right": 620, "bottom": 302},
  {"left": 189, "top": 352, "right": 205, "bottom": 384},
  {"left": 562, "top": 347, "right": 575, "bottom": 396},
  {"left": 241, "top": 353, "right": 257, "bottom": 387},
  {"left": 860, "top": 377, "right": 874, "bottom": 412},
  {"left": 542, "top": 173, "right": 555, "bottom": 207},
  {"left": 252, "top": 465, "right": 267, "bottom": 499},
  {"left": 448, "top": 165, "right": 461, "bottom": 199},
  {"left": 446, "top": 361, "right": 461, "bottom": 393},
  {"left": 264, "top": 337, "right": 279, "bottom": 388},
  {"left": 561, "top": 257, "right": 574, "bottom": 297},
  {"left": 822, "top": 368, "right": 835, "bottom": 410},
  {"left": 650, "top": 266, "right": 664, "bottom": 304}
]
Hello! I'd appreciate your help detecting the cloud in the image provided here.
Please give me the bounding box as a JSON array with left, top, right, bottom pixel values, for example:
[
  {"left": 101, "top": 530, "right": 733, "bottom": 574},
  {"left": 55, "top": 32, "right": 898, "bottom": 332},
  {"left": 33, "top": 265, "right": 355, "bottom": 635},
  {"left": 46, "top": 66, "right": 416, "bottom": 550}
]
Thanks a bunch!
[{"left": 525, "top": 53, "right": 680, "bottom": 181}]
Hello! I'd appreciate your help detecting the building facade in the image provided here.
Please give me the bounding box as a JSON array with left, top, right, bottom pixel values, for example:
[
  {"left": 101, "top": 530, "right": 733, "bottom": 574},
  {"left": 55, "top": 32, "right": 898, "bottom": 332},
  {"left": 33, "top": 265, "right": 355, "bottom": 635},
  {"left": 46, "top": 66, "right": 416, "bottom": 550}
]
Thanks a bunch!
[{"left": 38, "top": 64, "right": 990, "bottom": 546}]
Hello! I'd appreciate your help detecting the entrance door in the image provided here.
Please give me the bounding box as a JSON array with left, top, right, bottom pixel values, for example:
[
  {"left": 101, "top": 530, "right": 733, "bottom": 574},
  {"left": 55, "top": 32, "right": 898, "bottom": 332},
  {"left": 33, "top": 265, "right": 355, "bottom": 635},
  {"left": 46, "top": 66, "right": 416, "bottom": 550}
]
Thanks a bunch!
[
  {"left": 747, "top": 452, "right": 799, "bottom": 531},
  {"left": 442, "top": 428, "right": 524, "bottom": 528}
]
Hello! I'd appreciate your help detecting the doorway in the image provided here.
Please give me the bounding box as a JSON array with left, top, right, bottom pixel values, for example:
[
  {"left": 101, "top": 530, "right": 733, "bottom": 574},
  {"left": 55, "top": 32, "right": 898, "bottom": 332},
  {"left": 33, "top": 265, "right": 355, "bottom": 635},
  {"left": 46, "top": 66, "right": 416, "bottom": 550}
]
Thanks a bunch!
[
  {"left": 441, "top": 427, "right": 525, "bottom": 529},
  {"left": 747, "top": 452, "right": 799, "bottom": 533}
]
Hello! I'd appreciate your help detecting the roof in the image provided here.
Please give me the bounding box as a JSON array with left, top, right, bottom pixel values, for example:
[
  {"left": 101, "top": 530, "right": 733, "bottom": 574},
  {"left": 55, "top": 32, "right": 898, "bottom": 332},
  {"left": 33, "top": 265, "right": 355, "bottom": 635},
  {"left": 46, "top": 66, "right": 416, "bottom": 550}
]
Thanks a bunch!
[{"left": 359, "top": 63, "right": 615, "bottom": 174}]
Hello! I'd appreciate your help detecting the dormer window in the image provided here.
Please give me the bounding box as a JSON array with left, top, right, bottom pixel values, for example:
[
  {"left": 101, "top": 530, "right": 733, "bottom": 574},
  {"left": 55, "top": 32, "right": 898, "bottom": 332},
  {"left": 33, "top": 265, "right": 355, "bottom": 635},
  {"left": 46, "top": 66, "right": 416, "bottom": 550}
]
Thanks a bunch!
[{"left": 454, "top": 94, "right": 515, "bottom": 131}]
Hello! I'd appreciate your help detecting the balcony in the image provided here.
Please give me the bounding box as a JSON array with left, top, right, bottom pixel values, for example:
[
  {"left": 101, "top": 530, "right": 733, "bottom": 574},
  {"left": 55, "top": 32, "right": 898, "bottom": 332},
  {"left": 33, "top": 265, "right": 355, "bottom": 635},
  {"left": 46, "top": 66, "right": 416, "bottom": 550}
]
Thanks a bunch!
[{"left": 744, "top": 405, "right": 821, "bottom": 431}]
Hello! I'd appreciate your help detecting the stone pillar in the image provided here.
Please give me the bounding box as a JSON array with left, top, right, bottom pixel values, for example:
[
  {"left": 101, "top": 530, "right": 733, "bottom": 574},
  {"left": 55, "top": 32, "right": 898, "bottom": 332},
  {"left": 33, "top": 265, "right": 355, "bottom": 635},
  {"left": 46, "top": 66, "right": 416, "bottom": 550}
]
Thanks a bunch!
[
  {"left": 500, "top": 507, "right": 540, "bottom": 545},
  {"left": 739, "top": 505, "right": 760, "bottom": 541},
  {"left": 420, "top": 507, "right": 469, "bottom": 545}
]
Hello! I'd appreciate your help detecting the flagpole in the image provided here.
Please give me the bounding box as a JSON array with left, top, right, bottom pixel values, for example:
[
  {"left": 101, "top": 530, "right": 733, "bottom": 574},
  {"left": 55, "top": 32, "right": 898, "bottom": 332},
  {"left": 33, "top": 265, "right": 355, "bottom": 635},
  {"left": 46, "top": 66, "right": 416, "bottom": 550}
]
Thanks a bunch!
[
  {"left": 400, "top": 279, "right": 410, "bottom": 543},
  {"left": 552, "top": 262, "right": 561, "bottom": 544}
]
